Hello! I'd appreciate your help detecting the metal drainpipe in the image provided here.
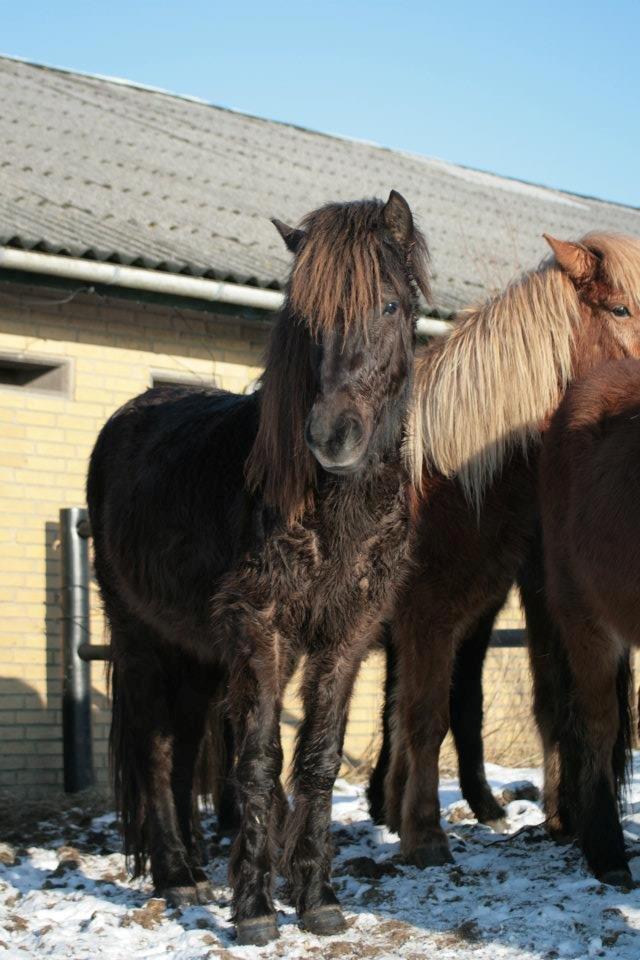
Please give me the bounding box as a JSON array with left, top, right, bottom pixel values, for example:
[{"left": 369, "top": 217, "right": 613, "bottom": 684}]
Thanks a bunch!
[{"left": 60, "top": 507, "right": 94, "bottom": 792}]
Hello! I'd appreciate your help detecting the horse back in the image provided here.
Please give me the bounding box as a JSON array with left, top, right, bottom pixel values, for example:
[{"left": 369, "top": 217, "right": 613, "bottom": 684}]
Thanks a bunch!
[{"left": 87, "top": 386, "right": 260, "bottom": 634}]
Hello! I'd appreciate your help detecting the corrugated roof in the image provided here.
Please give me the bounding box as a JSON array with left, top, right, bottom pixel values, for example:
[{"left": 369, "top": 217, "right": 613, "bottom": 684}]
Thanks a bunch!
[{"left": 1, "top": 55, "right": 639, "bottom": 312}]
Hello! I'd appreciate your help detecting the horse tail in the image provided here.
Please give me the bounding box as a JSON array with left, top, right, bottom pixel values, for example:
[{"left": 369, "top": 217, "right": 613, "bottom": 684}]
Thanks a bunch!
[
  {"left": 613, "top": 649, "right": 633, "bottom": 805},
  {"left": 195, "top": 695, "right": 225, "bottom": 810},
  {"left": 108, "top": 647, "right": 149, "bottom": 877},
  {"left": 195, "top": 675, "right": 240, "bottom": 832},
  {"left": 90, "top": 426, "right": 150, "bottom": 875}
]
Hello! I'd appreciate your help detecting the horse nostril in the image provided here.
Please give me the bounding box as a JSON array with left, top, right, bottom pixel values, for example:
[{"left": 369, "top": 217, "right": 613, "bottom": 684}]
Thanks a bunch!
[
  {"left": 331, "top": 414, "right": 363, "bottom": 453},
  {"left": 344, "top": 415, "right": 363, "bottom": 445}
]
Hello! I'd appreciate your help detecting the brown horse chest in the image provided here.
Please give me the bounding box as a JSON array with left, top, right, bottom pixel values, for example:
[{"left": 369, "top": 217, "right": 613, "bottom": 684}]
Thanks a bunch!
[{"left": 237, "top": 482, "right": 412, "bottom": 650}]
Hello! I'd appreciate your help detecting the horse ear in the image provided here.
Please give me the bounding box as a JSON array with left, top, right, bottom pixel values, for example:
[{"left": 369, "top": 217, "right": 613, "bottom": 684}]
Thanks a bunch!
[
  {"left": 543, "top": 234, "right": 598, "bottom": 282},
  {"left": 272, "top": 218, "right": 306, "bottom": 254},
  {"left": 383, "top": 190, "right": 414, "bottom": 247}
]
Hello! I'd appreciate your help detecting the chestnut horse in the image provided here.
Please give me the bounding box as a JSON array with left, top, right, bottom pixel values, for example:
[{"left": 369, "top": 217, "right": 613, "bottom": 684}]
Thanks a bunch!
[
  {"left": 88, "top": 193, "right": 431, "bottom": 945},
  {"left": 539, "top": 357, "right": 640, "bottom": 886},
  {"left": 371, "top": 233, "right": 640, "bottom": 870}
]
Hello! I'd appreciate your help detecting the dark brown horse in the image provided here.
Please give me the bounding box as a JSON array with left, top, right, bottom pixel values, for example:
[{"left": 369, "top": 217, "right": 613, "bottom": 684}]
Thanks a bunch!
[
  {"left": 539, "top": 356, "right": 640, "bottom": 886},
  {"left": 369, "top": 233, "right": 640, "bottom": 870},
  {"left": 87, "top": 192, "right": 431, "bottom": 945}
]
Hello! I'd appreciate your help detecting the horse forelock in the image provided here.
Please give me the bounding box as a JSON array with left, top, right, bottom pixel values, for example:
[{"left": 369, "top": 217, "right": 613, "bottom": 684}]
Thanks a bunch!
[
  {"left": 581, "top": 232, "right": 640, "bottom": 310},
  {"left": 289, "top": 199, "right": 430, "bottom": 336}
]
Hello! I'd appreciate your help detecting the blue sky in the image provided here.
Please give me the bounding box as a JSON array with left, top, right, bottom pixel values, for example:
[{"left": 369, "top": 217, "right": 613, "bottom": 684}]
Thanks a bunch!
[{"left": 4, "top": 1, "right": 639, "bottom": 206}]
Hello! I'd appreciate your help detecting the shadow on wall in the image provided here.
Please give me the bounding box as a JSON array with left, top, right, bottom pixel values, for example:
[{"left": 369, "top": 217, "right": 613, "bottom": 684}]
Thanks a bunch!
[
  {"left": 0, "top": 676, "right": 57, "bottom": 793},
  {"left": 0, "top": 670, "right": 112, "bottom": 798},
  {"left": 0, "top": 519, "right": 111, "bottom": 798},
  {"left": 0, "top": 516, "right": 69, "bottom": 793}
]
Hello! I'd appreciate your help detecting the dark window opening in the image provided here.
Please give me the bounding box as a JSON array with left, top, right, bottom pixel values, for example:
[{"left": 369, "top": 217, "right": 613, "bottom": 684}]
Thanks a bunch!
[{"left": 0, "top": 354, "right": 71, "bottom": 395}]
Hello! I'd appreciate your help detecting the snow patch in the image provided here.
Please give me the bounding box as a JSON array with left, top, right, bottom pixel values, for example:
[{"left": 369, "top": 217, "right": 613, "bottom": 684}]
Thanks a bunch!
[{"left": 1, "top": 759, "right": 640, "bottom": 958}]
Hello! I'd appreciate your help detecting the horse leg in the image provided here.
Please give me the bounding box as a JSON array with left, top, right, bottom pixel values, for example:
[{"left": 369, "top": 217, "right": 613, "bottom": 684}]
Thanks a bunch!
[
  {"left": 227, "top": 637, "right": 284, "bottom": 946},
  {"left": 110, "top": 631, "right": 202, "bottom": 905},
  {"left": 450, "top": 602, "right": 507, "bottom": 829},
  {"left": 395, "top": 606, "right": 458, "bottom": 868},
  {"left": 384, "top": 699, "right": 408, "bottom": 835},
  {"left": 284, "top": 645, "right": 367, "bottom": 935},
  {"left": 367, "top": 624, "right": 395, "bottom": 825},
  {"left": 561, "top": 619, "right": 630, "bottom": 885},
  {"left": 518, "top": 532, "right": 575, "bottom": 841},
  {"left": 170, "top": 661, "right": 216, "bottom": 901}
]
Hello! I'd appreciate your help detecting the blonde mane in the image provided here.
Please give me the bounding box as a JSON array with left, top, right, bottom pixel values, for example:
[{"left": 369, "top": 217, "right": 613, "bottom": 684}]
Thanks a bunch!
[{"left": 407, "top": 232, "right": 640, "bottom": 508}]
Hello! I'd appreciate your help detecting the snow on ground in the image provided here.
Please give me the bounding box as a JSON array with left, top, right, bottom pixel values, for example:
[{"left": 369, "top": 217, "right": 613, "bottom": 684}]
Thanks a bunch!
[{"left": 1, "top": 759, "right": 640, "bottom": 960}]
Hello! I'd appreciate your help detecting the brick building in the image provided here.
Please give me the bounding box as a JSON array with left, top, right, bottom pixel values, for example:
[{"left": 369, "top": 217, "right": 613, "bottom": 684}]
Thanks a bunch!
[{"left": 2, "top": 56, "right": 640, "bottom": 795}]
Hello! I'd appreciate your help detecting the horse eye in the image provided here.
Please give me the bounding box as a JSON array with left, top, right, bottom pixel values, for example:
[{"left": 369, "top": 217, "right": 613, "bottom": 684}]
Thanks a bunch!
[
  {"left": 611, "top": 305, "right": 630, "bottom": 318},
  {"left": 383, "top": 301, "right": 399, "bottom": 316}
]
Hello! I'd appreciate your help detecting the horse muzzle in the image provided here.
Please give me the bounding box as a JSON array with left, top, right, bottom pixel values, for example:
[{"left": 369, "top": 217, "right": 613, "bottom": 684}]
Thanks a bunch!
[{"left": 304, "top": 406, "right": 370, "bottom": 474}]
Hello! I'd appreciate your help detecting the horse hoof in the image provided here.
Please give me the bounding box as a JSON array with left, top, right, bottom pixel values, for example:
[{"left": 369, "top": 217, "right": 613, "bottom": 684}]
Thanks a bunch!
[
  {"left": 485, "top": 817, "right": 509, "bottom": 834},
  {"left": 599, "top": 869, "right": 633, "bottom": 889},
  {"left": 196, "top": 880, "right": 214, "bottom": 902},
  {"left": 300, "top": 904, "right": 347, "bottom": 936},
  {"left": 476, "top": 799, "right": 507, "bottom": 825},
  {"left": 403, "top": 835, "right": 454, "bottom": 868},
  {"left": 410, "top": 846, "right": 454, "bottom": 868},
  {"left": 161, "top": 884, "right": 200, "bottom": 907},
  {"left": 236, "top": 916, "right": 279, "bottom": 946}
]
